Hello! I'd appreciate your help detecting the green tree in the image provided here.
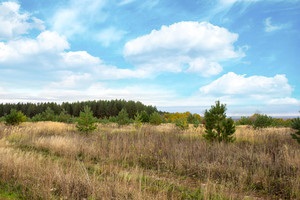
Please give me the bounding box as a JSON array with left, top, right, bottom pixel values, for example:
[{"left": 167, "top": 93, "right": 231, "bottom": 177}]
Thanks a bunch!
[
  {"left": 175, "top": 118, "right": 189, "bottom": 130},
  {"left": 203, "top": 101, "right": 235, "bottom": 142},
  {"left": 187, "top": 113, "right": 202, "bottom": 128},
  {"left": 252, "top": 114, "right": 273, "bottom": 129},
  {"left": 76, "top": 106, "right": 97, "bottom": 133},
  {"left": 140, "top": 110, "right": 150, "bottom": 123},
  {"left": 134, "top": 112, "right": 143, "bottom": 129},
  {"left": 4, "top": 109, "right": 27, "bottom": 125},
  {"left": 31, "top": 107, "right": 56, "bottom": 122},
  {"left": 57, "top": 109, "right": 73, "bottom": 123},
  {"left": 291, "top": 117, "right": 300, "bottom": 144},
  {"left": 116, "top": 108, "right": 130, "bottom": 126},
  {"left": 236, "top": 116, "right": 252, "bottom": 126},
  {"left": 149, "top": 112, "right": 163, "bottom": 125}
]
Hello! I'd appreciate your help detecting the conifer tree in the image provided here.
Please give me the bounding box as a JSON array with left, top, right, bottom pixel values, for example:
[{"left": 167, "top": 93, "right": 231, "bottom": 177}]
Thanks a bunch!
[
  {"left": 76, "top": 106, "right": 97, "bottom": 133},
  {"left": 203, "top": 101, "right": 235, "bottom": 142},
  {"left": 116, "top": 108, "right": 130, "bottom": 126},
  {"left": 291, "top": 117, "right": 300, "bottom": 144},
  {"left": 4, "top": 109, "right": 27, "bottom": 125}
]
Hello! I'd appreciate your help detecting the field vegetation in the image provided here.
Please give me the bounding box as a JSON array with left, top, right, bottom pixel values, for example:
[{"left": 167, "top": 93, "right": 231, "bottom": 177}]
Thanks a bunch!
[{"left": 0, "top": 121, "right": 299, "bottom": 199}]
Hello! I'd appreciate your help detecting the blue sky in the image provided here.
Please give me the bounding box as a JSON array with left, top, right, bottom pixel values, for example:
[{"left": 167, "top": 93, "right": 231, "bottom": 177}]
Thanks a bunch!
[{"left": 0, "top": 0, "right": 299, "bottom": 116}]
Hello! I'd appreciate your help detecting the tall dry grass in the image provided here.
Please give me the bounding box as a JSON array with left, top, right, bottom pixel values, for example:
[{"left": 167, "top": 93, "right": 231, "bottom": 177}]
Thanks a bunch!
[{"left": 0, "top": 122, "right": 299, "bottom": 199}]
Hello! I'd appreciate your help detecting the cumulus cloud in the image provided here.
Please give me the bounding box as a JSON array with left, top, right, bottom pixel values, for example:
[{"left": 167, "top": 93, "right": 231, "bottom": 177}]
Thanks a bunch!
[
  {"left": 200, "top": 72, "right": 293, "bottom": 99},
  {"left": 124, "top": 21, "right": 243, "bottom": 77},
  {"left": 186, "top": 58, "right": 223, "bottom": 77},
  {"left": 61, "top": 51, "right": 101, "bottom": 68},
  {"left": 0, "top": 28, "right": 148, "bottom": 80},
  {"left": 0, "top": 31, "right": 69, "bottom": 64},
  {"left": 0, "top": 1, "right": 45, "bottom": 39}
]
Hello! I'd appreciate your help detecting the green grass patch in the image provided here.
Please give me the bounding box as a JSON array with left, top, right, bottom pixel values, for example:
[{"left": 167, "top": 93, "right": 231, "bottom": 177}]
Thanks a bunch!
[{"left": 0, "top": 182, "right": 24, "bottom": 200}]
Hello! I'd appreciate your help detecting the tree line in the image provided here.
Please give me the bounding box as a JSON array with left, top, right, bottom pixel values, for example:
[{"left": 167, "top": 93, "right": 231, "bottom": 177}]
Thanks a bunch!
[{"left": 0, "top": 100, "right": 158, "bottom": 119}]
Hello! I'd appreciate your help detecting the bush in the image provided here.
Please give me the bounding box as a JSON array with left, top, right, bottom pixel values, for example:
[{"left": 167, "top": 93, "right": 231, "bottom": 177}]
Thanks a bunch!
[
  {"left": 4, "top": 109, "right": 27, "bottom": 125},
  {"left": 252, "top": 114, "right": 273, "bottom": 129},
  {"left": 57, "top": 110, "right": 73, "bottom": 123},
  {"left": 175, "top": 118, "right": 189, "bottom": 130},
  {"left": 76, "top": 106, "right": 97, "bottom": 133},
  {"left": 291, "top": 117, "right": 300, "bottom": 144},
  {"left": 149, "top": 112, "right": 163, "bottom": 125},
  {"left": 236, "top": 116, "right": 253, "bottom": 126},
  {"left": 187, "top": 113, "right": 201, "bottom": 128},
  {"left": 31, "top": 107, "right": 56, "bottom": 122},
  {"left": 203, "top": 101, "right": 235, "bottom": 142}
]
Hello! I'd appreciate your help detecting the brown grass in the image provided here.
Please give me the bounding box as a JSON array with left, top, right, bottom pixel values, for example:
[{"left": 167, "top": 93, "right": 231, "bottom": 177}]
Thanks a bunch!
[{"left": 0, "top": 122, "right": 299, "bottom": 199}]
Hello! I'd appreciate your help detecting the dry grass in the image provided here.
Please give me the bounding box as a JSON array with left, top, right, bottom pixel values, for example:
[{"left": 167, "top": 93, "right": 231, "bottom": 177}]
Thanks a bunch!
[{"left": 0, "top": 122, "right": 299, "bottom": 199}]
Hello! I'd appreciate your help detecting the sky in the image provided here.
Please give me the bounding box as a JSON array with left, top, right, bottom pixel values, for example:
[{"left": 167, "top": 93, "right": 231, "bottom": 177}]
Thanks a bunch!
[{"left": 0, "top": 0, "right": 300, "bottom": 116}]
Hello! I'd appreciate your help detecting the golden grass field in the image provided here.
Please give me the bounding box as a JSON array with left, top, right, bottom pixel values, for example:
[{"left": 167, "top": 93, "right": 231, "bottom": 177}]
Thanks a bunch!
[{"left": 0, "top": 122, "right": 299, "bottom": 199}]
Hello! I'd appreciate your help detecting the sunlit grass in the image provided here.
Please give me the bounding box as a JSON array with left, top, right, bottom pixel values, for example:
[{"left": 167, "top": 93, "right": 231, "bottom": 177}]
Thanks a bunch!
[{"left": 0, "top": 122, "right": 299, "bottom": 199}]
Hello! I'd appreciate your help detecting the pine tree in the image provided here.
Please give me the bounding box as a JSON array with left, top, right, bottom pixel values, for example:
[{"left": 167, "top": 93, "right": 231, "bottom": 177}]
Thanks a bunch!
[
  {"left": 76, "top": 106, "right": 97, "bottom": 133},
  {"left": 116, "top": 108, "right": 130, "bottom": 126},
  {"left": 291, "top": 117, "right": 300, "bottom": 144},
  {"left": 203, "top": 101, "right": 235, "bottom": 142},
  {"left": 4, "top": 109, "right": 27, "bottom": 125}
]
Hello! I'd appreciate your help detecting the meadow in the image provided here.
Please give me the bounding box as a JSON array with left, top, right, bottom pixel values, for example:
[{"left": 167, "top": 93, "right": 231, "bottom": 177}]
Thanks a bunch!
[{"left": 0, "top": 122, "right": 299, "bottom": 199}]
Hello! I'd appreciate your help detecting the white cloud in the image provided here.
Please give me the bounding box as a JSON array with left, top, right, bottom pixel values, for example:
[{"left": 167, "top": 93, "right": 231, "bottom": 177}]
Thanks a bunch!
[
  {"left": 186, "top": 58, "right": 223, "bottom": 77},
  {"left": 49, "top": 73, "right": 92, "bottom": 89},
  {"left": 0, "top": 1, "right": 45, "bottom": 39},
  {"left": 268, "top": 97, "right": 300, "bottom": 105},
  {"left": 0, "top": 29, "right": 150, "bottom": 80},
  {"left": 35, "top": 83, "right": 176, "bottom": 105},
  {"left": 95, "top": 27, "right": 126, "bottom": 47},
  {"left": 124, "top": 21, "right": 243, "bottom": 77},
  {"left": 264, "top": 17, "right": 285, "bottom": 32},
  {"left": 60, "top": 51, "right": 151, "bottom": 79},
  {"left": 62, "top": 51, "right": 101, "bottom": 68},
  {"left": 52, "top": 0, "right": 108, "bottom": 37},
  {"left": 0, "top": 31, "right": 69, "bottom": 63},
  {"left": 200, "top": 72, "right": 293, "bottom": 99}
]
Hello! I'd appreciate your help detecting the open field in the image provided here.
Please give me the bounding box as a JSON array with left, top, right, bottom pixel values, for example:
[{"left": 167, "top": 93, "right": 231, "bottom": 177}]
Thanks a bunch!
[{"left": 0, "top": 122, "right": 299, "bottom": 199}]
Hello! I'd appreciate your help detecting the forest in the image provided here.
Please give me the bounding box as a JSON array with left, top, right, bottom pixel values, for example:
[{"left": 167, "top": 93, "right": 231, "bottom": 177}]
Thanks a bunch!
[{"left": 0, "top": 99, "right": 158, "bottom": 119}]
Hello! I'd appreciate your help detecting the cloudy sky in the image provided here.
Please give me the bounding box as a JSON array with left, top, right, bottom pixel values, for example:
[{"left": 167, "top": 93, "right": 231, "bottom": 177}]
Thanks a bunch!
[{"left": 0, "top": 0, "right": 299, "bottom": 116}]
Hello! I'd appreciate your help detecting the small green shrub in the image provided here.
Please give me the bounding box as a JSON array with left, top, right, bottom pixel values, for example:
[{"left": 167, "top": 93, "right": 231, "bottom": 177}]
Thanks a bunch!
[
  {"left": 57, "top": 109, "right": 73, "bottom": 123},
  {"left": 31, "top": 107, "right": 56, "bottom": 122},
  {"left": 252, "top": 114, "right": 273, "bottom": 129},
  {"left": 175, "top": 118, "right": 189, "bottom": 130},
  {"left": 149, "top": 112, "right": 163, "bottom": 125},
  {"left": 4, "top": 109, "right": 27, "bottom": 125},
  {"left": 236, "top": 116, "right": 253, "bottom": 126}
]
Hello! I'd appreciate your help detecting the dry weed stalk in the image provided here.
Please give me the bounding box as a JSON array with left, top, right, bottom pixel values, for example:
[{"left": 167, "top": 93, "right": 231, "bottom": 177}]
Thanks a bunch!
[{"left": 0, "top": 122, "right": 299, "bottom": 199}]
